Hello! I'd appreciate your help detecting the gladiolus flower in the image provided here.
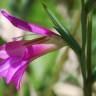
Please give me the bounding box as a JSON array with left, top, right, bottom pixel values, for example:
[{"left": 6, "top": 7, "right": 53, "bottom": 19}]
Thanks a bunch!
[{"left": 0, "top": 10, "right": 65, "bottom": 90}]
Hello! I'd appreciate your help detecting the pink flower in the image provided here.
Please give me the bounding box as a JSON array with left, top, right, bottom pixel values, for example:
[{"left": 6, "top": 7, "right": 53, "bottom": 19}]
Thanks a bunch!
[{"left": 0, "top": 10, "right": 65, "bottom": 90}]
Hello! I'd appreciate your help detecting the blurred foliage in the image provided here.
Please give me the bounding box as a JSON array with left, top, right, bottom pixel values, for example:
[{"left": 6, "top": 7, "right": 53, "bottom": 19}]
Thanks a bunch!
[{"left": 0, "top": 0, "right": 96, "bottom": 96}]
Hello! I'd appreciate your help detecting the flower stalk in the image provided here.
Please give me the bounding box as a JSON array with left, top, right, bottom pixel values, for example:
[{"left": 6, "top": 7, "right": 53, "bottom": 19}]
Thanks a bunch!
[
  {"left": 81, "top": 0, "right": 93, "bottom": 95},
  {"left": 86, "top": 11, "right": 93, "bottom": 96}
]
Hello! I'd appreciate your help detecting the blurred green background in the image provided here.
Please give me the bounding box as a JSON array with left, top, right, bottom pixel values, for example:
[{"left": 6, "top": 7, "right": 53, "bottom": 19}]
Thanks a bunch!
[{"left": 0, "top": 0, "right": 96, "bottom": 96}]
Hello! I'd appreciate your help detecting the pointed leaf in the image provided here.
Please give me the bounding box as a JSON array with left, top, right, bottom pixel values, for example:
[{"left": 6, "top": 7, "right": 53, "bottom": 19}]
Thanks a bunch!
[
  {"left": 43, "top": 3, "right": 81, "bottom": 55},
  {"left": 42, "top": 3, "right": 69, "bottom": 35}
]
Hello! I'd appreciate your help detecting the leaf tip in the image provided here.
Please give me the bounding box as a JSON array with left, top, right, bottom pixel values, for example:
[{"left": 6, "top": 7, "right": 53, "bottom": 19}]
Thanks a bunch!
[{"left": 42, "top": 2, "right": 47, "bottom": 9}]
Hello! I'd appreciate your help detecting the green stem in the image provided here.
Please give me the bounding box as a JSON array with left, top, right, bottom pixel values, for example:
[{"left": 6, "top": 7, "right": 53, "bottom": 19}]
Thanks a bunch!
[
  {"left": 81, "top": 0, "right": 87, "bottom": 50},
  {"left": 81, "top": 0, "right": 90, "bottom": 96},
  {"left": 86, "top": 12, "right": 93, "bottom": 96},
  {"left": 81, "top": 0, "right": 93, "bottom": 95},
  {"left": 81, "top": 0, "right": 87, "bottom": 79},
  {"left": 81, "top": 2, "right": 88, "bottom": 96}
]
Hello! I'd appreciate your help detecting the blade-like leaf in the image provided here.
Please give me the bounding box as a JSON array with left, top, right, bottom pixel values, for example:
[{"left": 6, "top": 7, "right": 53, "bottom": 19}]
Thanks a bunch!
[
  {"left": 42, "top": 3, "right": 69, "bottom": 35},
  {"left": 42, "top": 3, "right": 87, "bottom": 77},
  {"left": 42, "top": 3, "right": 81, "bottom": 55}
]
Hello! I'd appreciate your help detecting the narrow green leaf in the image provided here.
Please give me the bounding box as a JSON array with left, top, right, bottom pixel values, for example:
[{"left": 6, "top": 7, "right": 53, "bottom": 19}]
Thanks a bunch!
[
  {"left": 42, "top": 3, "right": 87, "bottom": 78},
  {"left": 42, "top": 3, "right": 81, "bottom": 55},
  {"left": 42, "top": 3, "right": 69, "bottom": 35}
]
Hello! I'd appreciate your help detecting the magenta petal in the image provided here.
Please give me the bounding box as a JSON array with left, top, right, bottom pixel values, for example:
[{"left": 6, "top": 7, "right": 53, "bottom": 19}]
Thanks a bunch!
[
  {"left": 0, "top": 56, "right": 28, "bottom": 89},
  {"left": 5, "top": 57, "right": 27, "bottom": 83},
  {"left": 5, "top": 41, "right": 25, "bottom": 58},
  {"left": 0, "top": 58, "right": 9, "bottom": 77},
  {"left": 0, "top": 41, "right": 25, "bottom": 59},
  {"left": 11, "top": 64, "right": 28, "bottom": 90},
  {"left": 1, "top": 10, "right": 56, "bottom": 36},
  {"left": 0, "top": 45, "right": 9, "bottom": 59},
  {"left": 24, "top": 44, "right": 56, "bottom": 60},
  {"left": 6, "top": 58, "right": 21, "bottom": 84}
]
